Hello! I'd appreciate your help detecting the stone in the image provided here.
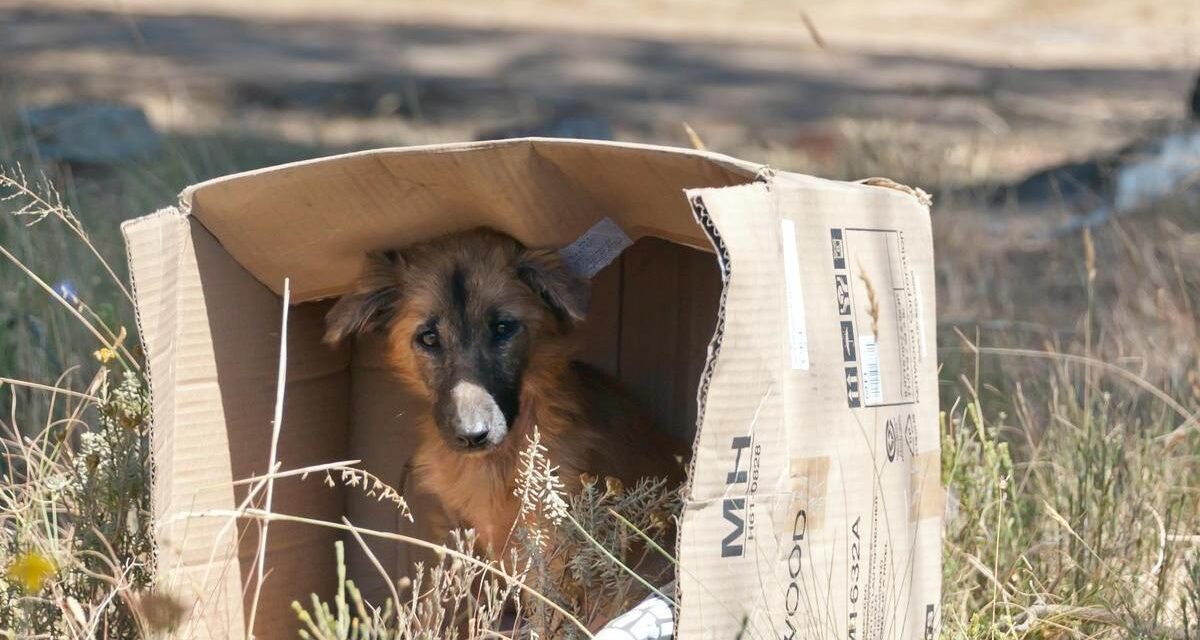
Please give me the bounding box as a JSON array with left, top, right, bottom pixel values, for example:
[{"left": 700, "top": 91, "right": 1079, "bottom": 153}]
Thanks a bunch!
[{"left": 23, "top": 102, "right": 161, "bottom": 164}]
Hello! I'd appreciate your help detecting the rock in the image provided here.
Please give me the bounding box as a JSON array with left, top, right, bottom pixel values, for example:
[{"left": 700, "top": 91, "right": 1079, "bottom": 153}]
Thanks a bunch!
[
  {"left": 1022, "top": 126, "right": 1200, "bottom": 238},
  {"left": 989, "top": 156, "right": 1117, "bottom": 210},
  {"left": 1109, "top": 127, "right": 1200, "bottom": 212},
  {"left": 23, "top": 103, "right": 161, "bottom": 164},
  {"left": 993, "top": 125, "right": 1200, "bottom": 211},
  {"left": 991, "top": 77, "right": 1200, "bottom": 215}
]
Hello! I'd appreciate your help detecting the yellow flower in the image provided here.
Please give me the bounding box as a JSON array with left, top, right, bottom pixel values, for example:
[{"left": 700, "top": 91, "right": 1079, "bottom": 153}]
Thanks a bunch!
[
  {"left": 603, "top": 476, "right": 624, "bottom": 500},
  {"left": 579, "top": 472, "right": 598, "bottom": 489},
  {"left": 6, "top": 552, "right": 56, "bottom": 594},
  {"left": 93, "top": 347, "right": 116, "bottom": 364}
]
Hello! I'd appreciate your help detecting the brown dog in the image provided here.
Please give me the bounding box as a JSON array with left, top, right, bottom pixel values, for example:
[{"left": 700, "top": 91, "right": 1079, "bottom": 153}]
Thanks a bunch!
[{"left": 324, "top": 228, "right": 685, "bottom": 555}]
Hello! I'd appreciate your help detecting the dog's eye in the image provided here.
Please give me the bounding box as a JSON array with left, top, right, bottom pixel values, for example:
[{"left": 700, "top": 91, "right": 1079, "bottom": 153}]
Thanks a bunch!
[
  {"left": 416, "top": 329, "right": 440, "bottom": 349},
  {"left": 492, "top": 320, "right": 517, "bottom": 340}
]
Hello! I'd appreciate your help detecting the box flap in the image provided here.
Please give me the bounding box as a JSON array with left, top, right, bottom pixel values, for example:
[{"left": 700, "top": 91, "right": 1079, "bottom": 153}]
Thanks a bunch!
[
  {"left": 676, "top": 174, "right": 942, "bottom": 638},
  {"left": 180, "top": 138, "right": 762, "bottom": 303},
  {"left": 123, "top": 210, "right": 247, "bottom": 639}
]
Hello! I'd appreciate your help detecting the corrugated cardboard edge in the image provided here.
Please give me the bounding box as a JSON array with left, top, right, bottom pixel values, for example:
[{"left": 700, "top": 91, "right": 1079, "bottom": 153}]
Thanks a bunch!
[
  {"left": 122, "top": 210, "right": 247, "bottom": 640},
  {"left": 120, "top": 207, "right": 179, "bottom": 579},
  {"left": 175, "top": 137, "right": 765, "bottom": 214},
  {"left": 677, "top": 180, "right": 784, "bottom": 637},
  {"left": 678, "top": 187, "right": 733, "bottom": 606}
]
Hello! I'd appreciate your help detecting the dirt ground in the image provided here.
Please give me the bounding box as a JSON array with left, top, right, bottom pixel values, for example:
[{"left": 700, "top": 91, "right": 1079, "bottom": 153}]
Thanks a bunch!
[{"left": 1, "top": 0, "right": 1198, "bottom": 186}]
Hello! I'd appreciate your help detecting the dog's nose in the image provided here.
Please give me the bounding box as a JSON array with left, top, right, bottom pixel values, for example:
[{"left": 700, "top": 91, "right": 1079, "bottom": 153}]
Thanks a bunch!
[
  {"left": 457, "top": 430, "right": 490, "bottom": 449},
  {"left": 449, "top": 381, "right": 505, "bottom": 450}
]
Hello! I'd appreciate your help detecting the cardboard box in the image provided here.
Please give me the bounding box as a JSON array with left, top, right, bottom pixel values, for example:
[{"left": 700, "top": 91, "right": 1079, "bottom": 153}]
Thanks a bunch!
[{"left": 122, "top": 138, "right": 942, "bottom": 639}]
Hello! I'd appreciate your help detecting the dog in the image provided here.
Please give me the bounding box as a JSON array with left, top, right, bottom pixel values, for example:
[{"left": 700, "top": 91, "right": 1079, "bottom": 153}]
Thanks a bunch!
[{"left": 324, "top": 227, "right": 686, "bottom": 556}]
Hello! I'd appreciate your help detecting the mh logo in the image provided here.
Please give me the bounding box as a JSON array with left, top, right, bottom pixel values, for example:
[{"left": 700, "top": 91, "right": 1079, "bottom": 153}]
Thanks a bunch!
[{"left": 721, "top": 435, "right": 752, "bottom": 557}]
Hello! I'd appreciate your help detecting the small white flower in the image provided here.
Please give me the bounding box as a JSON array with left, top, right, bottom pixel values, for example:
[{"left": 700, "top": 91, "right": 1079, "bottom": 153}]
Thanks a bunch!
[{"left": 512, "top": 427, "right": 569, "bottom": 547}]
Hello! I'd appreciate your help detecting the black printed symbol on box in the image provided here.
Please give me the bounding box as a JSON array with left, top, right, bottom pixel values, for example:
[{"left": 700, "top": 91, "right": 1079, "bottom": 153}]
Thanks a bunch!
[
  {"left": 885, "top": 419, "right": 897, "bottom": 462},
  {"left": 845, "top": 367, "right": 861, "bottom": 408},
  {"left": 830, "top": 229, "right": 846, "bottom": 270},
  {"left": 925, "top": 604, "right": 937, "bottom": 640},
  {"left": 835, "top": 274, "right": 851, "bottom": 315},
  {"left": 840, "top": 320, "right": 857, "bottom": 362}
]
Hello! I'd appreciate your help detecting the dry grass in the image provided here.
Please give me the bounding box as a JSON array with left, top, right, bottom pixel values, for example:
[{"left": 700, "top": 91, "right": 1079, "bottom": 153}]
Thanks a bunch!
[{"left": 932, "top": 182, "right": 1200, "bottom": 637}]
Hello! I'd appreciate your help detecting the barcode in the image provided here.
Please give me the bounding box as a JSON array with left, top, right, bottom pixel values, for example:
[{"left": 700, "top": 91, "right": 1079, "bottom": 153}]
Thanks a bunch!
[{"left": 861, "top": 334, "right": 883, "bottom": 405}]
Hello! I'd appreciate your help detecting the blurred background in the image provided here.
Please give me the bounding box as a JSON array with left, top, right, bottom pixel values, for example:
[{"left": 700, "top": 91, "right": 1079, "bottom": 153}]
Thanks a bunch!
[
  {"left": 4, "top": 1, "right": 1197, "bottom": 175},
  {"left": 3, "top": 2, "right": 1200, "bottom": 636}
]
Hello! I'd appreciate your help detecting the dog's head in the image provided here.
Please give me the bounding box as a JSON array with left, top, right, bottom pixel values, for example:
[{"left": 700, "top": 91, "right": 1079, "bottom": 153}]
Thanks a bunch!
[{"left": 324, "top": 228, "right": 588, "bottom": 453}]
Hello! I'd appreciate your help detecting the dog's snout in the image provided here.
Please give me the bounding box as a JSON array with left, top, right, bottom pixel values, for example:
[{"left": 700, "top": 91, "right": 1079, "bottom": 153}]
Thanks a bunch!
[{"left": 446, "top": 380, "right": 507, "bottom": 451}]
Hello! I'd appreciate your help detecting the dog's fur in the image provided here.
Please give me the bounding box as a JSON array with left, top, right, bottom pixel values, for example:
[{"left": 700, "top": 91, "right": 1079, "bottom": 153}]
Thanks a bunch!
[{"left": 325, "top": 228, "right": 685, "bottom": 555}]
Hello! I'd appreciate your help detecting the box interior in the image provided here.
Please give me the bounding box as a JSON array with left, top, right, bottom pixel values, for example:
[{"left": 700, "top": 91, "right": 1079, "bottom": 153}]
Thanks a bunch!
[
  {"left": 198, "top": 232, "right": 721, "bottom": 631},
  {"left": 176, "top": 141, "right": 743, "bottom": 634},
  {"left": 342, "top": 236, "right": 722, "bottom": 604}
]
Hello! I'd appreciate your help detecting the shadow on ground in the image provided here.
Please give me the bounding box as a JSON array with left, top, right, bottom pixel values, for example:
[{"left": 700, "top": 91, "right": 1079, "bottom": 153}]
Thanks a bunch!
[{"left": 1, "top": 6, "right": 1193, "bottom": 156}]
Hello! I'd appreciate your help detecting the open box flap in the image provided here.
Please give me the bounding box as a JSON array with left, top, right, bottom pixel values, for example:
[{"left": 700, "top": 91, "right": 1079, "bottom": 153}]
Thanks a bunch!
[
  {"left": 123, "top": 209, "right": 247, "bottom": 638},
  {"left": 124, "top": 209, "right": 349, "bottom": 639},
  {"left": 678, "top": 173, "right": 942, "bottom": 638},
  {"left": 178, "top": 138, "right": 764, "bottom": 303}
]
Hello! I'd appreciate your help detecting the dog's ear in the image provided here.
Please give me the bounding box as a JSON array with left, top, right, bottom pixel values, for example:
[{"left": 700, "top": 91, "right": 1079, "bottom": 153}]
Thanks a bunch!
[
  {"left": 324, "top": 250, "right": 404, "bottom": 345},
  {"left": 518, "top": 248, "right": 589, "bottom": 324}
]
